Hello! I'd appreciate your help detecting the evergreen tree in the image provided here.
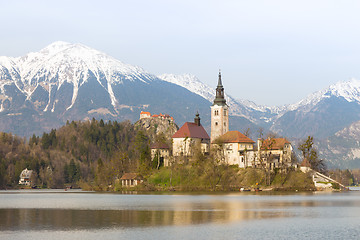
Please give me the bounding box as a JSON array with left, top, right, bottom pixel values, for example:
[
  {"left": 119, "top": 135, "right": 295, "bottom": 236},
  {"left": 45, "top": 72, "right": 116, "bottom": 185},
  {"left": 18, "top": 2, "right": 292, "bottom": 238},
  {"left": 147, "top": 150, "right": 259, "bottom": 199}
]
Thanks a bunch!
[{"left": 41, "top": 132, "right": 51, "bottom": 149}]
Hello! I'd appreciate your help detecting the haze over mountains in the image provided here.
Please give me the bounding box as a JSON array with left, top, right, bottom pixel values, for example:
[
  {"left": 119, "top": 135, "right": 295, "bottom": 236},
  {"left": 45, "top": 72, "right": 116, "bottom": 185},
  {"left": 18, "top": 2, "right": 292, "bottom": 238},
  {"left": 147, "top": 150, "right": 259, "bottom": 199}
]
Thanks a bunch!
[{"left": 1, "top": 41, "right": 360, "bottom": 168}]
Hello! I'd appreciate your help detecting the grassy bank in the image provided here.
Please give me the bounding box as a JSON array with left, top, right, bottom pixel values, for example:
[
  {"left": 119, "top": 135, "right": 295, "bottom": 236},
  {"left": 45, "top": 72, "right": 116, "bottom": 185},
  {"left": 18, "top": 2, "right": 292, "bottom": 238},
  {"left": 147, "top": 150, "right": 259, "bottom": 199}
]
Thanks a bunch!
[{"left": 96, "top": 166, "right": 316, "bottom": 192}]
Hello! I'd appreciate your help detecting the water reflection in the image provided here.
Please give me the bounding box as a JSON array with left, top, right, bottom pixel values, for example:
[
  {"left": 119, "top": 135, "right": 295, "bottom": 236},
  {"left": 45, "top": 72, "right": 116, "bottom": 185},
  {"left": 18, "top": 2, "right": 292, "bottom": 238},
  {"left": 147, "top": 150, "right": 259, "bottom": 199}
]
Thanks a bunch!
[
  {"left": 0, "top": 207, "right": 293, "bottom": 231},
  {"left": 1, "top": 190, "right": 360, "bottom": 232}
]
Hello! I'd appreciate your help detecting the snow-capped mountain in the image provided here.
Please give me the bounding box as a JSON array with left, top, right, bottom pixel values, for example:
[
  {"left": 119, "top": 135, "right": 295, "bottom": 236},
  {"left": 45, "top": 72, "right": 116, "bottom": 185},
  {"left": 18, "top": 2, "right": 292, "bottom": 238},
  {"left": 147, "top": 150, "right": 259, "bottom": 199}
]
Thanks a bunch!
[
  {"left": 159, "top": 73, "right": 273, "bottom": 113},
  {"left": 0, "top": 41, "right": 157, "bottom": 113},
  {"left": 0, "top": 42, "right": 212, "bottom": 136},
  {"left": 271, "top": 79, "right": 360, "bottom": 139},
  {"left": 286, "top": 78, "right": 360, "bottom": 112},
  {"left": 158, "top": 73, "right": 214, "bottom": 103},
  {"left": 158, "top": 73, "right": 249, "bottom": 117}
]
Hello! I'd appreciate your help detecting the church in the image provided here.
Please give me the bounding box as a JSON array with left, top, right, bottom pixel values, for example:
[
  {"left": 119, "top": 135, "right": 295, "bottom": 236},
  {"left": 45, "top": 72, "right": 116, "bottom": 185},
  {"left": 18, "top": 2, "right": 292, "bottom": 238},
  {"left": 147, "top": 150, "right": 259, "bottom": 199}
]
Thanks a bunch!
[{"left": 153, "top": 71, "right": 293, "bottom": 169}]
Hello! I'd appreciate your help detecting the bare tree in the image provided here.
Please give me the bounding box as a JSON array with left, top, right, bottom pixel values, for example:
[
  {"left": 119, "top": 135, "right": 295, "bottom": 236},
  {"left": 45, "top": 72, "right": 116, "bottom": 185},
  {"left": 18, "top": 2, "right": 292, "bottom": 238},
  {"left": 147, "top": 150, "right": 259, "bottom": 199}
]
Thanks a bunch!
[
  {"left": 257, "top": 128, "right": 264, "bottom": 139},
  {"left": 244, "top": 128, "right": 251, "bottom": 137},
  {"left": 257, "top": 137, "right": 276, "bottom": 185}
]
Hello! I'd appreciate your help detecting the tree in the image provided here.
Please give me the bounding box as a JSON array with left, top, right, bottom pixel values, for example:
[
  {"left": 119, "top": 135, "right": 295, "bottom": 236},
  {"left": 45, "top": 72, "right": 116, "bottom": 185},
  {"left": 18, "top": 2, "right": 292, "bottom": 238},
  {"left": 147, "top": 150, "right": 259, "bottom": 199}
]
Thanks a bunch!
[
  {"left": 298, "top": 136, "right": 326, "bottom": 173},
  {"left": 243, "top": 128, "right": 251, "bottom": 137},
  {"left": 257, "top": 128, "right": 264, "bottom": 139},
  {"left": 29, "top": 134, "right": 38, "bottom": 146},
  {"left": 257, "top": 137, "right": 276, "bottom": 185},
  {"left": 152, "top": 150, "right": 161, "bottom": 170},
  {"left": 134, "top": 131, "right": 151, "bottom": 174},
  {"left": 64, "top": 159, "right": 81, "bottom": 184},
  {"left": 41, "top": 133, "right": 51, "bottom": 149}
]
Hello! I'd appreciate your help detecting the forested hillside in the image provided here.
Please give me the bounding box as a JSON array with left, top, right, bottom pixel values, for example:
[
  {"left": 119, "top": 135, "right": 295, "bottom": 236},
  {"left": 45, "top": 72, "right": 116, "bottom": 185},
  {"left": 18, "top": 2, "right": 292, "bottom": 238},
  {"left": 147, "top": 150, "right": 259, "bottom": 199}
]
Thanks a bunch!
[{"left": 0, "top": 119, "right": 152, "bottom": 189}]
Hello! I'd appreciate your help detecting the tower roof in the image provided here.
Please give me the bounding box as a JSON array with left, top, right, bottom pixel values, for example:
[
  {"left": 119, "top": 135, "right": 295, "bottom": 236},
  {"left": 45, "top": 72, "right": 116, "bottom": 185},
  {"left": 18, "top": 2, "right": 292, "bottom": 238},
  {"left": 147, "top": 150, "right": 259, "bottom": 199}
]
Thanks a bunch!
[
  {"left": 213, "top": 70, "right": 227, "bottom": 106},
  {"left": 217, "top": 70, "right": 223, "bottom": 87},
  {"left": 194, "top": 112, "right": 201, "bottom": 126}
]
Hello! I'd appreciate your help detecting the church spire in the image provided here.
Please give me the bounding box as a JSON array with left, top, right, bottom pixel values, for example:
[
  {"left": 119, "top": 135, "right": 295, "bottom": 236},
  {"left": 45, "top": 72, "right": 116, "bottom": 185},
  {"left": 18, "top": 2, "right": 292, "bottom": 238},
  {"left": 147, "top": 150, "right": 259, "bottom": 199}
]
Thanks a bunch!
[
  {"left": 218, "top": 70, "right": 223, "bottom": 87},
  {"left": 213, "top": 70, "right": 227, "bottom": 106}
]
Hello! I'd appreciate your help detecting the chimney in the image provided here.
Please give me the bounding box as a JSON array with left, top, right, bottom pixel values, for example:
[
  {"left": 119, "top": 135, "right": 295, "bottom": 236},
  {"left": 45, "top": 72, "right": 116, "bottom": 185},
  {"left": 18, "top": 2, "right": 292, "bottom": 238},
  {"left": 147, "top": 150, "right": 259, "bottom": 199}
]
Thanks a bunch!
[{"left": 194, "top": 112, "right": 201, "bottom": 126}]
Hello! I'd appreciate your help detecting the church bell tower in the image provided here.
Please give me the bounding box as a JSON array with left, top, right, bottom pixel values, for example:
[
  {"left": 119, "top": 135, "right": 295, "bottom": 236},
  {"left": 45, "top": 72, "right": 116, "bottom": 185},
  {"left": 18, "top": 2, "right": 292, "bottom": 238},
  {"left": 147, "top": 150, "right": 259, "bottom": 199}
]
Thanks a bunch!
[{"left": 211, "top": 71, "right": 229, "bottom": 142}]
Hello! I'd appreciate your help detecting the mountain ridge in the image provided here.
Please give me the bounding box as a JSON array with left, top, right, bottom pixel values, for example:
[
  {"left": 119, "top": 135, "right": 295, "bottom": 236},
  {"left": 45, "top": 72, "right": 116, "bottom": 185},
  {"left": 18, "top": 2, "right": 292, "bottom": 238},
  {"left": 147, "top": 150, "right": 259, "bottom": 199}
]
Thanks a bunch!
[{"left": 0, "top": 42, "right": 213, "bottom": 136}]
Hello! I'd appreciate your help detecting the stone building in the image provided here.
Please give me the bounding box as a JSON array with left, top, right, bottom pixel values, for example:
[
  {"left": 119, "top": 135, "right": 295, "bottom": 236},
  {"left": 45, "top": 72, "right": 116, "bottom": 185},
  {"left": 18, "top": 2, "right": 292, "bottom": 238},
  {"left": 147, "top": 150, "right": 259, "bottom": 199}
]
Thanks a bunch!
[
  {"left": 257, "top": 138, "right": 293, "bottom": 170},
  {"left": 215, "top": 131, "right": 255, "bottom": 167},
  {"left": 172, "top": 113, "right": 210, "bottom": 158},
  {"left": 150, "top": 142, "right": 171, "bottom": 167}
]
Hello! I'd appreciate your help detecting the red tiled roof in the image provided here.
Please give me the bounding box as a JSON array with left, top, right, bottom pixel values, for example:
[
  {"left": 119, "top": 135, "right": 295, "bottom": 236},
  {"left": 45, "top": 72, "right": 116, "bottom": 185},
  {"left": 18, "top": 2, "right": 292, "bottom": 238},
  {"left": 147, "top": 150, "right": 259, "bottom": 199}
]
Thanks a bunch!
[
  {"left": 150, "top": 142, "right": 170, "bottom": 149},
  {"left": 120, "top": 173, "right": 143, "bottom": 180},
  {"left": 261, "top": 138, "right": 290, "bottom": 150},
  {"left": 140, "top": 111, "right": 151, "bottom": 115},
  {"left": 172, "top": 122, "right": 210, "bottom": 139},
  {"left": 216, "top": 131, "right": 255, "bottom": 143},
  {"left": 151, "top": 113, "right": 173, "bottom": 119}
]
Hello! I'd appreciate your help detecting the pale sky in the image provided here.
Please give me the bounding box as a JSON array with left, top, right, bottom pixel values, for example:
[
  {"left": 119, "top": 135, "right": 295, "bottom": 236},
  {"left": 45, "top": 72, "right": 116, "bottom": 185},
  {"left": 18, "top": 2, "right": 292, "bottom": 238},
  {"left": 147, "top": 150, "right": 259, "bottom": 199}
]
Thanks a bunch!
[{"left": 1, "top": 0, "right": 360, "bottom": 106}]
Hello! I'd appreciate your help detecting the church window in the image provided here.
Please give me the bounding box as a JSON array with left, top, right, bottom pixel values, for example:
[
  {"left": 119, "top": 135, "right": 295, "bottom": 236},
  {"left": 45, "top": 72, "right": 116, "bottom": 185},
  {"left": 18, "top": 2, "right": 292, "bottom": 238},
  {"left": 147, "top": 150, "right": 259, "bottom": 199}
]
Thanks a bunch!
[
  {"left": 224, "top": 109, "right": 227, "bottom": 116},
  {"left": 224, "top": 123, "right": 226, "bottom": 127},
  {"left": 215, "top": 122, "right": 218, "bottom": 126}
]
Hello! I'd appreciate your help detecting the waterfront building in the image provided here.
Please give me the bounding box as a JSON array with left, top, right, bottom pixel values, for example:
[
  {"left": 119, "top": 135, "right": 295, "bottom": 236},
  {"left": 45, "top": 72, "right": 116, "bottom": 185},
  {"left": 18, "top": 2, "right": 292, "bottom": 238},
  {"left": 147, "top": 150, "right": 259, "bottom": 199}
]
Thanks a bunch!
[
  {"left": 120, "top": 173, "right": 144, "bottom": 187},
  {"left": 19, "top": 168, "right": 33, "bottom": 186}
]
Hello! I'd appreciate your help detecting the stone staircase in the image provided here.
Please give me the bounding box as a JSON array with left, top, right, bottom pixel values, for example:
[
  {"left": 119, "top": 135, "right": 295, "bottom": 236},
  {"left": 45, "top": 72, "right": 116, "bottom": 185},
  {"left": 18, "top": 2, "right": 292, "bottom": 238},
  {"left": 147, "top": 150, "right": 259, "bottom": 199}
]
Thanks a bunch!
[{"left": 312, "top": 171, "right": 347, "bottom": 190}]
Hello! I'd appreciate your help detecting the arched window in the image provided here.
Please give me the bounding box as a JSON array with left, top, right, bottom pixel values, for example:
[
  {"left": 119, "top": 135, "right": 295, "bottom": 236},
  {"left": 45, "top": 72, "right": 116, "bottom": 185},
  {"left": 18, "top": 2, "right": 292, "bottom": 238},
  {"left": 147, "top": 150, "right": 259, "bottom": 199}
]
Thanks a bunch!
[{"left": 215, "top": 122, "right": 218, "bottom": 126}]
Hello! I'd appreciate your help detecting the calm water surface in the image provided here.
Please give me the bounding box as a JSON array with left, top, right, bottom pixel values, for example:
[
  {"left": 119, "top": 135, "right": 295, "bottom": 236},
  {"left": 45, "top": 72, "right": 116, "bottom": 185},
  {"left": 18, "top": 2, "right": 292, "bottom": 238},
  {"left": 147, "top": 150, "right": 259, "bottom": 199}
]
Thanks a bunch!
[{"left": 1, "top": 188, "right": 360, "bottom": 239}]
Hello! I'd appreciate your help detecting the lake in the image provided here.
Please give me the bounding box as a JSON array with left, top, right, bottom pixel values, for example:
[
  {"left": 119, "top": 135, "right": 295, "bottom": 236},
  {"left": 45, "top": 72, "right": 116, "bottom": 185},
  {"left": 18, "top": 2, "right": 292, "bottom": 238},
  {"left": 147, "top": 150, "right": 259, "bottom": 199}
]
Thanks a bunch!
[{"left": 1, "top": 188, "right": 360, "bottom": 240}]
